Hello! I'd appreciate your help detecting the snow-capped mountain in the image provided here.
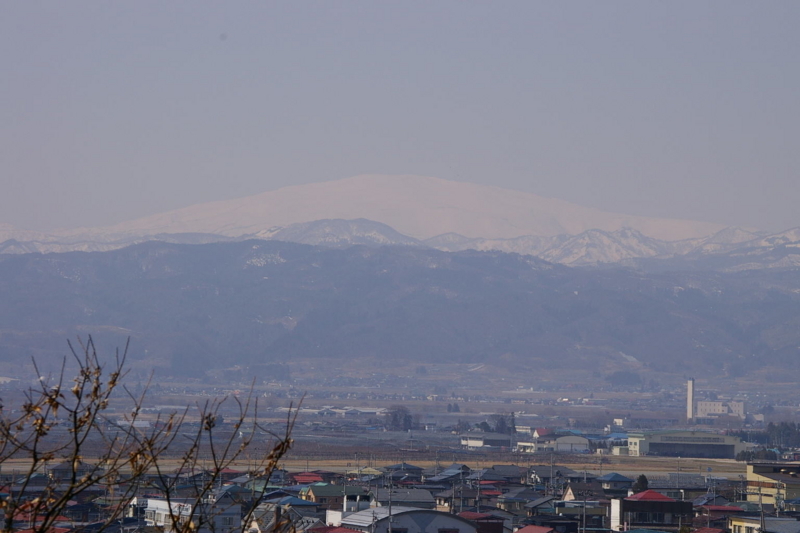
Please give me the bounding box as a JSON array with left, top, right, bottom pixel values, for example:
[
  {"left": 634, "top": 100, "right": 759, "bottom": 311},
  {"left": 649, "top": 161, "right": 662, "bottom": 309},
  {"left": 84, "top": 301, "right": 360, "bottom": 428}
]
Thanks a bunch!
[
  {"left": 2, "top": 216, "right": 798, "bottom": 271},
  {"left": 251, "top": 219, "right": 421, "bottom": 247},
  {"left": 17, "top": 174, "right": 724, "bottom": 242},
  {"left": 422, "top": 225, "right": 798, "bottom": 268},
  {"left": 423, "top": 233, "right": 564, "bottom": 255}
]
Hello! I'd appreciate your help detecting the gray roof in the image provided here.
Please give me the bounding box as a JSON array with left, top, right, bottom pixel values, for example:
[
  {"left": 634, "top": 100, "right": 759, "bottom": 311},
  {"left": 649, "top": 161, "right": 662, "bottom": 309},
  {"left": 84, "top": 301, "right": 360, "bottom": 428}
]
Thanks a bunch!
[
  {"left": 341, "top": 507, "right": 475, "bottom": 529},
  {"left": 764, "top": 518, "right": 800, "bottom": 533},
  {"left": 372, "top": 489, "right": 435, "bottom": 504},
  {"left": 525, "top": 496, "right": 556, "bottom": 508},
  {"left": 498, "top": 487, "right": 543, "bottom": 501},
  {"left": 341, "top": 506, "right": 422, "bottom": 527}
]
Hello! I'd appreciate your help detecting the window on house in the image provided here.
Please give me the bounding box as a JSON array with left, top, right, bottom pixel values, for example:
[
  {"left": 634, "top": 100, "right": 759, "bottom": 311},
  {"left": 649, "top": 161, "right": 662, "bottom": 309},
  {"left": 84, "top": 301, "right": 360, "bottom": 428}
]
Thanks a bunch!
[
  {"left": 221, "top": 516, "right": 236, "bottom": 526},
  {"left": 438, "top": 529, "right": 459, "bottom": 533}
]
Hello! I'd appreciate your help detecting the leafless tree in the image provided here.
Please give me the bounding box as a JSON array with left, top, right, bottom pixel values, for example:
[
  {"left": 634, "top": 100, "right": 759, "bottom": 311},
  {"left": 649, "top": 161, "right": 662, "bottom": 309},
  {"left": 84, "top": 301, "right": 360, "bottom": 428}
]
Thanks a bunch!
[{"left": 0, "top": 337, "right": 297, "bottom": 533}]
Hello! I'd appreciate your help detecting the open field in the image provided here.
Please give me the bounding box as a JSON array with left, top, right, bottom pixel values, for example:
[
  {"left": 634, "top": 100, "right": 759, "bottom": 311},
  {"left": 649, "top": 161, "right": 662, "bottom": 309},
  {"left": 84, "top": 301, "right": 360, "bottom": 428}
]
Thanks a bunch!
[{"left": 0, "top": 452, "right": 746, "bottom": 481}]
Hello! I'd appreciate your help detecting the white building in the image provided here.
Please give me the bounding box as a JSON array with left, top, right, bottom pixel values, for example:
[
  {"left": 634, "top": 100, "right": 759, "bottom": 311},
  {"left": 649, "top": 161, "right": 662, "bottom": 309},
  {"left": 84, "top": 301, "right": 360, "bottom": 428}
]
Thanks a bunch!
[
  {"left": 137, "top": 495, "right": 241, "bottom": 533},
  {"left": 695, "top": 400, "right": 745, "bottom": 420},
  {"left": 515, "top": 435, "right": 590, "bottom": 454}
]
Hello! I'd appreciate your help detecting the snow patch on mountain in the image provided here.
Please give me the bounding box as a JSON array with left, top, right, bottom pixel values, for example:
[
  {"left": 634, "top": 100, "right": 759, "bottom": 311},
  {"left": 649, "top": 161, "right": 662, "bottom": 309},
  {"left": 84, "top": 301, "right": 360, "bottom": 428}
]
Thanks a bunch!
[{"left": 251, "top": 218, "right": 421, "bottom": 247}]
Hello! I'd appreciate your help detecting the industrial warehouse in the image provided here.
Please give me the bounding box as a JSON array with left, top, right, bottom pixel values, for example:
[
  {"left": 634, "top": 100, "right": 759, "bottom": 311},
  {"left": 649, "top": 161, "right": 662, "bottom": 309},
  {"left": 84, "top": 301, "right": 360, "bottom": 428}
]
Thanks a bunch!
[{"left": 627, "top": 430, "right": 745, "bottom": 458}]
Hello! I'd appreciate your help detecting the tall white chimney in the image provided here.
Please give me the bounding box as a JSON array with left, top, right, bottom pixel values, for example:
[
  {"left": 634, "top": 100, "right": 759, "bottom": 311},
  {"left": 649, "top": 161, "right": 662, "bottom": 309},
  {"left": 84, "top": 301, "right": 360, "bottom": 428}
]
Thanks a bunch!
[{"left": 687, "top": 378, "right": 695, "bottom": 422}]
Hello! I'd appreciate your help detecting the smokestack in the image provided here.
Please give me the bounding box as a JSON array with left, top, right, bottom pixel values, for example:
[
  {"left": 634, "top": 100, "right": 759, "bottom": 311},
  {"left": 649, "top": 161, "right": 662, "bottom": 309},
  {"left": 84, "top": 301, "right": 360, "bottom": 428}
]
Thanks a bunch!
[{"left": 687, "top": 378, "right": 695, "bottom": 422}]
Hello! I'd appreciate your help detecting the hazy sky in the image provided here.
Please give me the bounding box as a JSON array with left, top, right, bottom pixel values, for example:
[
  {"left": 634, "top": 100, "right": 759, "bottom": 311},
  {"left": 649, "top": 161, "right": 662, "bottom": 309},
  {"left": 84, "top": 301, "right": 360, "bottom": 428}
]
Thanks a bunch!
[{"left": 2, "top": 1, "right": 798, "bottom": 232}]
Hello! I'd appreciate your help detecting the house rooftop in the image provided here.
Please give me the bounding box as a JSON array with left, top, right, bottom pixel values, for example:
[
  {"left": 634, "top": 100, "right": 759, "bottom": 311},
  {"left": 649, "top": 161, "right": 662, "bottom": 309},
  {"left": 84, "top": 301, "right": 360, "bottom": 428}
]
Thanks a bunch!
[
  {"left": 626, "top": 490, "right": 675, "bottom": 502},
  {"left": 515, "top": 526, "right": 555, "bottom": 533}
]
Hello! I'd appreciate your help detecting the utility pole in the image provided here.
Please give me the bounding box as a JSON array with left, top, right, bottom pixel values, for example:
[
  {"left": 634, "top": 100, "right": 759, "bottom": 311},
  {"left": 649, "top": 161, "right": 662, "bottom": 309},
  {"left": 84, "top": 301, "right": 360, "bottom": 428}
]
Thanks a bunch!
[
  {"left": 582, "top": 489, "right": 588, "bottom": 533},
  {"left": 477, "top": 470, "right": 482, "bottom": 513},
  {"left": 388, "top": 481, "right": 393, "bottom": 533}
]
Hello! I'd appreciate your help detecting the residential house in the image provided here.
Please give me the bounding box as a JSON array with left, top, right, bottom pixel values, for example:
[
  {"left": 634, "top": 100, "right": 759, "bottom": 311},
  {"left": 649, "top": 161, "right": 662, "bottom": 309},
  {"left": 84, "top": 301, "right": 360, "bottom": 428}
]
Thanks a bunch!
[
  {"left": 139, "top": 493, "right": 241, "bottom": 533},
  {"left": 596, "top": 473, "right": 633, "bottom": 496},
  {"left": 301, "top": 485, "right": 368, "bottom": 511},
  {"left": 524, "top": 497, "right": 557, "bottom": 517},
  {"left": 49, "top": 460, "right": 99, "bottom": 483},
  {"left": 515, "top": 525, "right": 554, "bottom": 533},
  {"left": 436, "top": 488, "right": 481, "bottom": 513},
  {"left": 331, "top": 506, "right": 478, "bottom": 533},
  {"left": 370, "top": 489, "right": 436, "bottom": 510},
  {"left": 729, "top": 516, "right": 800, "bottom": 533},
  {"left": 496, "top": 488, "right": 544, "bottom": 514},
  {"left": 562, "top": 481, "right": 605, "bottom": 503},
  {"left": 609, "top": 490, "right": 693, "bottom": 532}
]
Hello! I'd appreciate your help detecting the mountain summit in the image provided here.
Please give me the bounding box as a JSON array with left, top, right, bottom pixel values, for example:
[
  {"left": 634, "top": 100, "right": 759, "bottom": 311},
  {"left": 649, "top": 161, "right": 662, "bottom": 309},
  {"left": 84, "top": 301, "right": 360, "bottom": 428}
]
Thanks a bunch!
[{"left": 89, "top": 174, "right": 724, "bottom": 241}]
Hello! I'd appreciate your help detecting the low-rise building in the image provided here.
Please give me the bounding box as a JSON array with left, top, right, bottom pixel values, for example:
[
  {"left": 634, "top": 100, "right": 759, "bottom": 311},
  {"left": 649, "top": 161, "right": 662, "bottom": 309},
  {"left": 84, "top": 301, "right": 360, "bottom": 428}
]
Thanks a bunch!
[
  {"left": 139, "top": 495, "right": 241, "bottom": 533},
  {"left": 302, "top": 485, "right": 368, "bottom": 511},
  {"left": 627, "top": 430, "right": 744, "bottom": 458},
  {"left": 461, "top": 433, "right": 513, "bottom": 450},
  {"left": 609, "top": 490, "right": 693, "bottom": 532},
  {"left": 330, "top": 506, "right": 478, "bottom": 533},
  {"left": 746, "top": 462, "right": 800, "bottom": 509},
  {"left": 515, "top": 436, "right": 590, "bottom": 454}
]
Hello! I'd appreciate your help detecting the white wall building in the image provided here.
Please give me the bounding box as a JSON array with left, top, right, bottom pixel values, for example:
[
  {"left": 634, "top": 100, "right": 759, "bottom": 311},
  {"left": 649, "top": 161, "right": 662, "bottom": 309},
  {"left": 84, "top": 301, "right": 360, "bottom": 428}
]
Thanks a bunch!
[{"left": 137, "top": 496, "right": 241, "bottom": 533}]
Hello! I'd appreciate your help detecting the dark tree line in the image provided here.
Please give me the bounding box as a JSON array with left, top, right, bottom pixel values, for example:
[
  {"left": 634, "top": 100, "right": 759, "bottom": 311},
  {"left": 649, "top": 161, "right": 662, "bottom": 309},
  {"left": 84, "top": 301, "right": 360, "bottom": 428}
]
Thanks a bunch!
[
  {"left": 475, "top": 412, "right": 516, "bottom": 434},
  {"left": 736, "top": 449, "right": 779, "bottom": 462},
  {"left": 385, "top": 405, "right": 413, "bottom": 431},
  {"left": 729, "top": 422, "right": 800, "bottom": 449}
]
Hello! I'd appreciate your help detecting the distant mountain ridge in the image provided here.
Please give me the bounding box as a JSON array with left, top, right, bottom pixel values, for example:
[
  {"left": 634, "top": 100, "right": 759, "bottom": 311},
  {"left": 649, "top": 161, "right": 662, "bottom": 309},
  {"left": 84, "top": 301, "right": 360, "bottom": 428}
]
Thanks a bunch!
[
  {"left": 1, "top": 239, "right": 799, "bottom": 380},
  {"left": 3, "top": 217, "right": 799, "bottom": 271},
  {"left": 253, "top": 218, "right": 421, "bottom": 247},
  {"left": 2, "top": 174, "right": 726, "bottom": 242}
]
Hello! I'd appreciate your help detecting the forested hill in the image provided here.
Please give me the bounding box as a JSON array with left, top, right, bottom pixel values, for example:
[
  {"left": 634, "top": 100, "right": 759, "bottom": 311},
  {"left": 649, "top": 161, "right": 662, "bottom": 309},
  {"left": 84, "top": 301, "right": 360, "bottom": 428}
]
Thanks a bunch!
[{"left": 0, "top": 240, "right": 799, "bottom": 379}]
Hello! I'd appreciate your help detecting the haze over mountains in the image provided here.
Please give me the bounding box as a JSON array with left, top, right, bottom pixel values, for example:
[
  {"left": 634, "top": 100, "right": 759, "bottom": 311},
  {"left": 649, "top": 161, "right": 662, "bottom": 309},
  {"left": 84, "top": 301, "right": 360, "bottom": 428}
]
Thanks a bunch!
[
  {"left": 1, "top": 175, "right": 799, "bottom": 380},
  {"left": 2, "top": 239, "right": 799, "bottom": 382},
  {"left": 6, "top": 173, "right": 796, "bottom": 268},
  {"left": 3, "top": 174, "right": 725, "bottom": 242}
]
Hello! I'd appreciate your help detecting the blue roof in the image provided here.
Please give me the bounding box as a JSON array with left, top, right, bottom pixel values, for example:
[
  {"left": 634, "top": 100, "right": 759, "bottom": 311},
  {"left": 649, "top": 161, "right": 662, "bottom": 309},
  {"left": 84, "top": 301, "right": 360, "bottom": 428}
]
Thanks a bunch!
[{"left": 265, "top": 496, "right": 319, "bottom": 507}]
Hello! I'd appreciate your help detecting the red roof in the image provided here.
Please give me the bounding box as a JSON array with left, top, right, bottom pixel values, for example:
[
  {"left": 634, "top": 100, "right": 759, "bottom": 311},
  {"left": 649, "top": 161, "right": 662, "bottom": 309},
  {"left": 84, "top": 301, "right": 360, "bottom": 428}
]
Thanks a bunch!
[
  {"left": 626, "top": 490, "right": 675, "bottom": 502},
  {"left": 481, "top": 490, "right": 503, "bottom": 496},
  {"left": 516, "top": 526, "right": 555, "bottom": 533},
  {"left": 291, "top": 472, "right": 324, "bottom": 483}
]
